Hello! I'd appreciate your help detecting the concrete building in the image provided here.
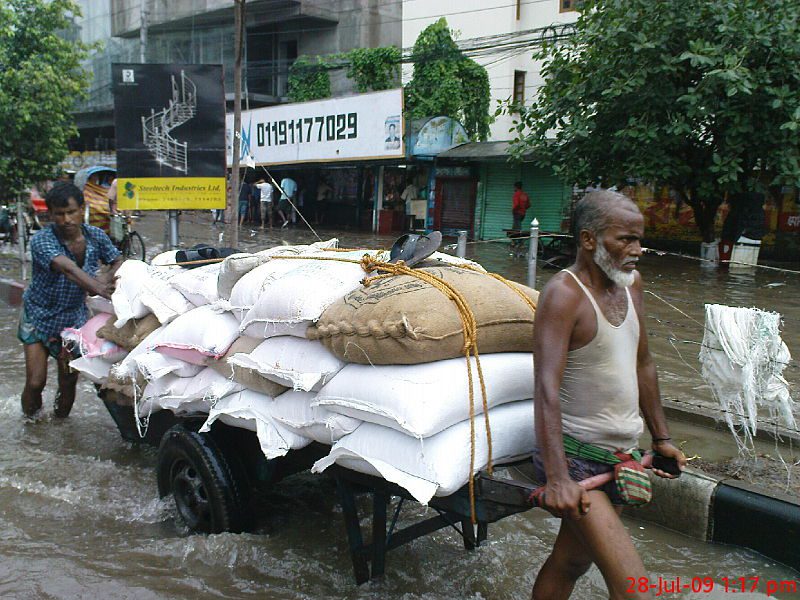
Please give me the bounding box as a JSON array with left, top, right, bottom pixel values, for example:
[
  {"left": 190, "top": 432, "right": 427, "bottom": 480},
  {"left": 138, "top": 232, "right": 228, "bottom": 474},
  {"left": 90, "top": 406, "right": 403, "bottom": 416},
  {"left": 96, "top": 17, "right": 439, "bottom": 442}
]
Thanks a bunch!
[
  {"left": 70, "top": 0, "right": 401, "bottom": 152},
  {"left": 402, "top": 0, "right": 579, "bottom": 142}
]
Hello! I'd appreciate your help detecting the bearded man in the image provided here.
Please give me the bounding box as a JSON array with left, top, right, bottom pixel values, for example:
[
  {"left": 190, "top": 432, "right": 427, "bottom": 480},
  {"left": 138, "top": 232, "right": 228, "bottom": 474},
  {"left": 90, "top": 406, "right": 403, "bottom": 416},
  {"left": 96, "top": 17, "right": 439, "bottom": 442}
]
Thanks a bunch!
[{"left": 530, "top": 190, "right": 686, "bottom": 600}]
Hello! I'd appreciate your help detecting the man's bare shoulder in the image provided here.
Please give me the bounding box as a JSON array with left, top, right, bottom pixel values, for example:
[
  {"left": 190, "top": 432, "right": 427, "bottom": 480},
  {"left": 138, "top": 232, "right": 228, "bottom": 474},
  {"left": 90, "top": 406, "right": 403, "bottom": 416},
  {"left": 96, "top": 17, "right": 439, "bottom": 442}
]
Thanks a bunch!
[{"left": 538, "top": 269, "right": 585, "bottom": 310}]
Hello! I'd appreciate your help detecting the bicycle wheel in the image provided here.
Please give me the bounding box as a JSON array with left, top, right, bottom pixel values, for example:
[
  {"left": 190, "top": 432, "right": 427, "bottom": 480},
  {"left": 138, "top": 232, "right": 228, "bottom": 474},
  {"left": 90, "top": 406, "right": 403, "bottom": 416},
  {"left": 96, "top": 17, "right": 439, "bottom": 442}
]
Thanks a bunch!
[{"left": 124, "top": 231, "right": 146, "bottom": 261}]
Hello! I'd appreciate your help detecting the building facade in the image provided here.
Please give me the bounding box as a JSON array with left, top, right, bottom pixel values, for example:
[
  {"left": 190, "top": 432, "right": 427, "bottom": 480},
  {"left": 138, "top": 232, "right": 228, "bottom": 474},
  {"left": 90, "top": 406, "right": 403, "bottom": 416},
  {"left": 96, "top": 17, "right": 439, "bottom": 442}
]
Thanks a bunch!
[
  {"left": 71, "top": 0, "right": 401, "bottom": 152},
  {"left": 401, "top": 0, "right": 578, "bottom": 142}
]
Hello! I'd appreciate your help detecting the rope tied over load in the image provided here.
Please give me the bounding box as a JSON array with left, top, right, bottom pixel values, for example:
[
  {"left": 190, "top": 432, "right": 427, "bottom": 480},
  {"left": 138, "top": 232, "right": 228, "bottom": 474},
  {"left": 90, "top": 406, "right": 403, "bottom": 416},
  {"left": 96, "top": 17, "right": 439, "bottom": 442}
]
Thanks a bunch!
[{"left": 253, "top": 251, "right": 538, "bottom": 523}]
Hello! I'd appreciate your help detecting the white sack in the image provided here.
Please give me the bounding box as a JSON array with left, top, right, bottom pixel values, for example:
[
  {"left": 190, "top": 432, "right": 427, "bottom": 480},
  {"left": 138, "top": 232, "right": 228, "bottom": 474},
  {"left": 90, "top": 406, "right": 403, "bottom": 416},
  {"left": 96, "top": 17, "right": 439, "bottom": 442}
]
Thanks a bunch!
[
  {"left": 87, "top": 295, "right": 114, "bottom": 315},
  {"left": 271, "top": 390, "right": 361, "bottom": 444},
  {"left": 133, "top": 351, "right": 204, "bottom": 379},
  {"left": 315, "top": 353, "right": 534, "bottom": 437},
  {"left": 313, "top": 399, "right": 536, "bottom": 504},
  {"left": 170, "top": 263, "right": 221, "bottom": 307},
  {"left": 111, "top": 260, "right": 151, "bottom": 327},
  {"left": 138, "top": 278, "right": 194, "bottom": 325},
  {"left": 239, "top": 251, "right": 377, "bottom": 338},
  {"left": 111, "top": 325, "right": 165, "bottom": 381},
  {"left": 142, "top": 367, "right": 242, "bottom": 410},
  {"left": 150, "top": 250, "right": 179, "bottom": 266},
  {"left": 216, "top": 241, "right": 337, "bottom": 300},
  {"left": 152, "top": 305, "right": 240, "bottom": 361},
  {"left": 226, "top": 257, "right": 316, "bottom": 321},
  {"left": 69, "top": 355, "right": 113, "bottom": 385},
  {"left": 200, "top": 390, "right": 312, "bottom": 459},
  {"left": 228, "top": 336, "right": 344, "bottom": 392}
]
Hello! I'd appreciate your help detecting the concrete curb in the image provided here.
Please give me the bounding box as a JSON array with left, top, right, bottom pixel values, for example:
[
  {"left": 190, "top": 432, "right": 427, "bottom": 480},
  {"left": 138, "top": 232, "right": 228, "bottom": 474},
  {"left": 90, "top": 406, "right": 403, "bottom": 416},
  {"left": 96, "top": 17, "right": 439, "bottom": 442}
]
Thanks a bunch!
[
  {"left": 0, "top": 277, "right": 25, "bottom": 307},
  {"left": 630, "top": 468, "right": 800, "bottom": 571}
]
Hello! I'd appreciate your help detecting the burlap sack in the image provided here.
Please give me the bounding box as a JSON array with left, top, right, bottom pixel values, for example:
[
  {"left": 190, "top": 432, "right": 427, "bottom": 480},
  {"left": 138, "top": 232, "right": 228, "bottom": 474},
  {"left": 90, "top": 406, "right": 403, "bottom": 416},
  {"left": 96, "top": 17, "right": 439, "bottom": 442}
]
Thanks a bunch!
[
  {"left": 206, "top": 336, "right": 289, "bottom": 397},
  {"left": 96, "top": 313, "right": 161, "bottom": 351},
  {"left": 102, "top": 368, "right": 146, "bottom": 403},
  {"left": 307, "top": 266, "right": 538, "bottom": 364}
]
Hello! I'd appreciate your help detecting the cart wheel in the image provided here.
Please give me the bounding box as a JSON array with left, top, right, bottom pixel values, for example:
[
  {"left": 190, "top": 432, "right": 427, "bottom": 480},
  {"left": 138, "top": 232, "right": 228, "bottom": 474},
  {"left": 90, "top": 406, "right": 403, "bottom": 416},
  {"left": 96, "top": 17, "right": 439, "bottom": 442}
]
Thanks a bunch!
[
  {"left": 157, "top": 424, "right": 248, "bottom": 534},
  {"left": 125, "top": 231, "right": 146, "bottom": 261}
]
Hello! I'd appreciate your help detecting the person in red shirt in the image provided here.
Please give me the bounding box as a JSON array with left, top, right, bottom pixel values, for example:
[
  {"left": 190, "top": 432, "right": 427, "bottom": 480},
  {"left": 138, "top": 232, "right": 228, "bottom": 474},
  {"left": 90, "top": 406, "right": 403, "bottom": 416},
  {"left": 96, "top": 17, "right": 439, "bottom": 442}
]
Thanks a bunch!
[
  {"left": 511, "top": 182, "right": 531, "bottom": 249},
  {"left": 512, "top": 181, "right": 531, "bottom": 231}
]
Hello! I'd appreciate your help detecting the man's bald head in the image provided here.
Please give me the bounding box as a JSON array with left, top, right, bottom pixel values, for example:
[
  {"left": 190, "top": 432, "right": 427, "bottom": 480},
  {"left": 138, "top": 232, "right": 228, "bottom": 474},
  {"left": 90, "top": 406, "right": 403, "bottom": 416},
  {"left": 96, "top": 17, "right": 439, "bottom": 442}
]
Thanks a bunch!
[{"left": 573, "top": 190, "right": 639, "bottom": 238}]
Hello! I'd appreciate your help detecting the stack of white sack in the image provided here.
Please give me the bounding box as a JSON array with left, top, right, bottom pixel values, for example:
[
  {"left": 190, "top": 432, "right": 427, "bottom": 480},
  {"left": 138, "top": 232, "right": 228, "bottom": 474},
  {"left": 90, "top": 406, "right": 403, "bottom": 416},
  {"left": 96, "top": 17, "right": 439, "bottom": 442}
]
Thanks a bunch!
[
  {"left": 304, "top": 259, "right": 539, "bottom": 503},
  {"left": 193, "top": 241, "right": 378, "bottom": 457},
  {"left": 311, "top": 355, "right": 536, "bottom": 504},
  {"left": 80, "top": 241, "right": 540, "bottom": 502},
  {"left": 93, "top": 242, "right": 368, "bottom": 457}
]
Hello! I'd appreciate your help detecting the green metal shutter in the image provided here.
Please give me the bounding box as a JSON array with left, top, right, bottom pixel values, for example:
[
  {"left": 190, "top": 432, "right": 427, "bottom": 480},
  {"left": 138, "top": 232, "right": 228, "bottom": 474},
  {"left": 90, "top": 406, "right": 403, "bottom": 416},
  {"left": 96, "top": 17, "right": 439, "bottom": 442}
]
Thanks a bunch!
[
  {"left": 521, "top": 165, "right": 570, "bottom": 235},
  {"left": 479, "top": 163, "right": 521, "bottom": 240}
]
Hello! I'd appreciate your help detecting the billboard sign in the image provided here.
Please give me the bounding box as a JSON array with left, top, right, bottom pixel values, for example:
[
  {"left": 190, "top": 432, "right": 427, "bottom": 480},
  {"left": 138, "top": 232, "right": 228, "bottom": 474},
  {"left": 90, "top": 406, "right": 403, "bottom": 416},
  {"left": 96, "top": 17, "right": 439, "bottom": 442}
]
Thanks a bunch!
[
  {"left": 112, "top": 63, "right": 226, "bottom": 210},
  {"left": 226, "top": 88, "right": 404, "bottom": 166}
]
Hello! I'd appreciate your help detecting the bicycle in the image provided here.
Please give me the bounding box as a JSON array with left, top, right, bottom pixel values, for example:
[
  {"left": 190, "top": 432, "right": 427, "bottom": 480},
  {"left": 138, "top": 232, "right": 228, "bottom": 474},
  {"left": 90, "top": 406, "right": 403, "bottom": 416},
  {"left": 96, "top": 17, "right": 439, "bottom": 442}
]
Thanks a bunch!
[{"left": 110, "top": 213, "right": 146, "bottom": 261}]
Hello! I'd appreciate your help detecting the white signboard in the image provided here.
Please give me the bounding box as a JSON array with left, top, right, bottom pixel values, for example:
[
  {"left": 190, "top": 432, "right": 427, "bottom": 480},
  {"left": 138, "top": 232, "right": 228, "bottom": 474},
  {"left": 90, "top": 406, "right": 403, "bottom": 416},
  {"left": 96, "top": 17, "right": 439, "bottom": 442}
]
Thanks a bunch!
[{"left": 226, "top": 89, "right": 404, "bottom": 166}]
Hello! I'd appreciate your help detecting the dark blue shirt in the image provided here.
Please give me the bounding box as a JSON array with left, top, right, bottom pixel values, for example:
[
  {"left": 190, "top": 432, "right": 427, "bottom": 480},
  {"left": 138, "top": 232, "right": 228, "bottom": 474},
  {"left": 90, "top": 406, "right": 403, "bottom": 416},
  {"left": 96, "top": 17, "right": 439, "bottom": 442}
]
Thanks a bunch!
[{"left": 23, "top": 224, "right": 121, "bottom": 338}]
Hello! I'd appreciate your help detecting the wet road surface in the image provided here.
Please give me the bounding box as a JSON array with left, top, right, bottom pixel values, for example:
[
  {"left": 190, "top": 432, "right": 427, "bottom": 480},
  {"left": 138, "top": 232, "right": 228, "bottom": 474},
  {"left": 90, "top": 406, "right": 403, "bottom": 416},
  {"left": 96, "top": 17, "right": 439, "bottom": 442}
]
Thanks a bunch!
[{"left": 0, "top": 211, "right": 797, "bottom": 598}]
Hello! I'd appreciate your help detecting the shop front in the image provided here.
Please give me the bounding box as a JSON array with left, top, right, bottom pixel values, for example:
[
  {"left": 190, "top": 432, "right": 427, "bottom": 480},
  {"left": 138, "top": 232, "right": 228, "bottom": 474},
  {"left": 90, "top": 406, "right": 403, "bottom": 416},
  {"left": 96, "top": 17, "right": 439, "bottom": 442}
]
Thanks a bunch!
[{"left": 436, "top": 142, "right": 571, "bottom": 240}]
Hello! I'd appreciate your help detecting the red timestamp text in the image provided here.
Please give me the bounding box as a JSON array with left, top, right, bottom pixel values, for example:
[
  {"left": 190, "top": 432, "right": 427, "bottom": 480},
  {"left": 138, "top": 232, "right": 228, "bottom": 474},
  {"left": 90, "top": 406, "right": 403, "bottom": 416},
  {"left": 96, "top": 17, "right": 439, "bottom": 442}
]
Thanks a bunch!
[{"left": 626, "top": 575, "right": 799, "bottom": 596}]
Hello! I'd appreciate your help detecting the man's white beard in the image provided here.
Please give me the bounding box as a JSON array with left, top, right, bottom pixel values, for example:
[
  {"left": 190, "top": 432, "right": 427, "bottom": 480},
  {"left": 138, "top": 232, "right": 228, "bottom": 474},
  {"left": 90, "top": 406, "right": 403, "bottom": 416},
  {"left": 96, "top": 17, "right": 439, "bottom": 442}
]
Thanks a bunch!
[{"left": 593, "top": 242, "right": 635, "bottom": 287}]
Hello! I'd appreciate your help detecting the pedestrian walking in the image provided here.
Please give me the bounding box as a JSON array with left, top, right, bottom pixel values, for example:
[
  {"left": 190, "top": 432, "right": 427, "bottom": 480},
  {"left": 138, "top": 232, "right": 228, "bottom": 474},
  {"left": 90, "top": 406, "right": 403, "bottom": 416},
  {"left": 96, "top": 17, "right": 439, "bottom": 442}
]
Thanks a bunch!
[
  {"left": 278, "top": 176, "right": 297, "bottom": 229},
  {"left": 529, "top": 190, "right": 686, "bottom": 599}
]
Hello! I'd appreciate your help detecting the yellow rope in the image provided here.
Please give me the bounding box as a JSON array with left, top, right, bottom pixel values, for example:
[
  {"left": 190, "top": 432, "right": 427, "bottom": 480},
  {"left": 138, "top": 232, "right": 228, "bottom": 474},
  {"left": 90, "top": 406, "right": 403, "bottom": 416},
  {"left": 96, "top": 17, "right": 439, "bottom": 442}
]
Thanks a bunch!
[{"left": 359, "top": 255, "right": 495, "bottom": 523}]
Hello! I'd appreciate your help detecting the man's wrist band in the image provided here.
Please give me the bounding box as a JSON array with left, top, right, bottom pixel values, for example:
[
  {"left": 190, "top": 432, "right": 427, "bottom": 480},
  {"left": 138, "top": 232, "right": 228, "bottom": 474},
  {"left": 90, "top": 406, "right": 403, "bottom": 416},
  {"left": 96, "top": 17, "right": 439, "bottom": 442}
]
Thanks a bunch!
[{"left": 652, "top": 437, "right": 671, "bottom": 443}]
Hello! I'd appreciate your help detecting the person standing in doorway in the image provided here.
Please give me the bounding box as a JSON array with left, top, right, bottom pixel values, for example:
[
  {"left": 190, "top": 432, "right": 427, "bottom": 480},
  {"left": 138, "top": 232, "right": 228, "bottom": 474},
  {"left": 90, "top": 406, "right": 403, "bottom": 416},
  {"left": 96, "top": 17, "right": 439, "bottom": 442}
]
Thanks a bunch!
[
  {"left": 512, "top": 181, "right": 530, "bottom": 231},
  {"left": 278, "top": 175, "right": 297, "bottom": 229},
  {"left": 315, "top": 177, "right": 332, "bottom": 225},
  {"left": 18, "top": 182, "right": 123, "bottom": 419}
]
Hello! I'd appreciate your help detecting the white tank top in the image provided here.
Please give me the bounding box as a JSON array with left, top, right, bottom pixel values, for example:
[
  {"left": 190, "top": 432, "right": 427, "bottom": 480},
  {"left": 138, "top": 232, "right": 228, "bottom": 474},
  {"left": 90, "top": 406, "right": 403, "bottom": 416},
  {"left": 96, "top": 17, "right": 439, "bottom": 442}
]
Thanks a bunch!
[{"left": 559, "top": 270, "right": 644, "bottom": 451}]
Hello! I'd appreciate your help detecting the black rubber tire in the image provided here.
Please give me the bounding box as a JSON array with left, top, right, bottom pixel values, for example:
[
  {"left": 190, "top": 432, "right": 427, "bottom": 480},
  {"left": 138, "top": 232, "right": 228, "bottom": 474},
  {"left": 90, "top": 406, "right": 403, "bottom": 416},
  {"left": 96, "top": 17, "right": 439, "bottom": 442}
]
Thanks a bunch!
[
  {"left": 157, "top": 424, "right": 249, "bottom": 534},
  {"left": 125, "top": 230, "right": 146, "bottom": 261}
]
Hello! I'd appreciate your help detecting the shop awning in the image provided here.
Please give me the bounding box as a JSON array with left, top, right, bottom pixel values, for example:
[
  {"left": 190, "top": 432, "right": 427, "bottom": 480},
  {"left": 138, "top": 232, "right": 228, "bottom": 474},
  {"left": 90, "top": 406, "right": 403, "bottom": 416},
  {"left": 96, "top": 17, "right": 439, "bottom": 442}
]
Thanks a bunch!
[{"left": 437, "top": 141, "right": 534, "bottom": 162}]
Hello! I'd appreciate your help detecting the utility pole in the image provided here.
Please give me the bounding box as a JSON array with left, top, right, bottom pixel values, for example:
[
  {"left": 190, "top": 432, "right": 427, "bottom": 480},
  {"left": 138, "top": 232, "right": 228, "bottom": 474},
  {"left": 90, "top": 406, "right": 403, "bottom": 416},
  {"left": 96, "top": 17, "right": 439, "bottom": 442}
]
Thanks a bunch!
[{"left": 225, "top": 0, "right": 246, "bottom": 249}]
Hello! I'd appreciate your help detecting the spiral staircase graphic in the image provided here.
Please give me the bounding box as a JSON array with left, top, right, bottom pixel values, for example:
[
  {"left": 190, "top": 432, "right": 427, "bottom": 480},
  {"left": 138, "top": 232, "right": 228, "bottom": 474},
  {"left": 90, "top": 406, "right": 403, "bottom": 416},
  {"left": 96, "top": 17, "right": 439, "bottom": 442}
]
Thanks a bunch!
[{"left": 141, "top": 70, "right": 197, "bottom": 173}]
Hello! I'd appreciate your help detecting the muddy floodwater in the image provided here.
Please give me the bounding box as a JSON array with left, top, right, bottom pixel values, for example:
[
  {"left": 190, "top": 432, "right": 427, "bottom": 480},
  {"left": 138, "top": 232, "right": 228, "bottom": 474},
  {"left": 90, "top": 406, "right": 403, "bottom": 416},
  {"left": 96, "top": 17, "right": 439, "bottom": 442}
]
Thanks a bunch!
[{"left": 0, "top": 212, "right": 797, "bottom": 599}]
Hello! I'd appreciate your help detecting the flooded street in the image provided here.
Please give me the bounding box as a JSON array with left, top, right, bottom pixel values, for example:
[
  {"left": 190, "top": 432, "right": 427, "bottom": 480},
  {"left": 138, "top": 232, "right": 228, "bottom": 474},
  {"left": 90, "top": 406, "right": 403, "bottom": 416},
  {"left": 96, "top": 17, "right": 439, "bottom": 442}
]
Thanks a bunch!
[{"left": 0, "top": 211, "right": 797, "bottom": 599}]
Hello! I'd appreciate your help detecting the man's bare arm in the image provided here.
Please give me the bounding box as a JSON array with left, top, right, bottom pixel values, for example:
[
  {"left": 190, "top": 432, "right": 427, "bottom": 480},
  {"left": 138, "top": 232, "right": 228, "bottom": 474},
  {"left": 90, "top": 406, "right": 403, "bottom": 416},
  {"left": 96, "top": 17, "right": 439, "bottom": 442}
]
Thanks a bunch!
[
  {"left": 534, "top": 274, "right": 591, "bottom": 520},
  {"left": 631, "top": 272, "right": 686, "bottom": 477},
  {"left": 51, "top": 255, "right": 114, "bottom": 299}
]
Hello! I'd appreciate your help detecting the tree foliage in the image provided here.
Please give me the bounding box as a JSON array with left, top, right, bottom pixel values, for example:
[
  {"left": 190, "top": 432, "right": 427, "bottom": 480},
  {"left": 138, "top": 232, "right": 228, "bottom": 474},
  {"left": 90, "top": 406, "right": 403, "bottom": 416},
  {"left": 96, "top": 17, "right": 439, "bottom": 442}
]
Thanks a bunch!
[
  {"left": 287, "top": 55, "right": 331, "bottom": 103},
  {"left": 405, "top": 18, "right": 492, "bottom": 141},
  {"left": 345, "top": 46, "right": 400, "bottom": 93},
  {"left": 0, "top": 0, "right": 89, "bottom": 198},
  {"left": 510, "top": 0, "right": 800, "bottom": 241}
]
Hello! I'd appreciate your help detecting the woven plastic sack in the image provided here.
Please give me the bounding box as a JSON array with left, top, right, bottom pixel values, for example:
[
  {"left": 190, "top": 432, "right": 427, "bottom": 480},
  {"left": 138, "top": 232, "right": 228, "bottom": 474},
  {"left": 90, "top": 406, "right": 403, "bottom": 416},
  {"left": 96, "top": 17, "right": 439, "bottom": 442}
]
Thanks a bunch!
[
  {"left": 200, "top": 389, "right": 312, "bottom": 459},
  {"left": 271, "top": 390, "right": 361, "bottom": 444},
  {"left": 312, "top": 399, "right": 536, "bottom": 504},
  {"left": 228, "top": 336, "right": 344, "bottom": 392},
  {"left": 314, "top": 353, "right": 534, "bottom": 437}
]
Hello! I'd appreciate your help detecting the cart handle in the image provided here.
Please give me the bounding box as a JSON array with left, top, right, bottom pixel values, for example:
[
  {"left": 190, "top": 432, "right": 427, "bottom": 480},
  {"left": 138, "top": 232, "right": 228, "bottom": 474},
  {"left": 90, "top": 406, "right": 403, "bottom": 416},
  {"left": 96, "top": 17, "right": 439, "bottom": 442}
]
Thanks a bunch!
[{"left": 528, "top": 452, "right": 658, "bottom": 508}]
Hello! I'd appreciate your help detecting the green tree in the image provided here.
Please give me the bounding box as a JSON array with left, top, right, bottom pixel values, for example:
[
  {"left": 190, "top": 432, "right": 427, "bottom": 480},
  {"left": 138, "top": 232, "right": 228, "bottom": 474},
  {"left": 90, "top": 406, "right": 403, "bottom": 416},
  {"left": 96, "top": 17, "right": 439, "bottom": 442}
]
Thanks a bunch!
[
  {"left": 0, "top": 0, "right": 89, "bottom": 199},
  {"left": 287, "top": 55, "right": 331, "bottom": 103},
  {"left": 405, "top": 18, "right": 492, "bottom": 141},
  {"left": 345, "top": 46, "right": 400, "bottom": 93},
  {"left": 510, "top": 0, "right": 800, "bottom": 242}
]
